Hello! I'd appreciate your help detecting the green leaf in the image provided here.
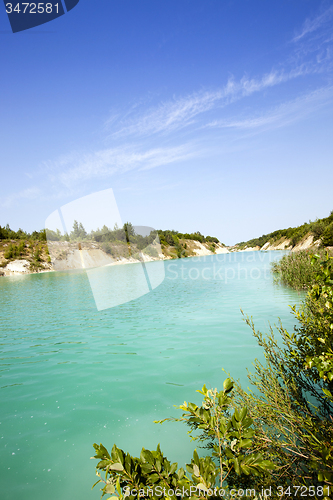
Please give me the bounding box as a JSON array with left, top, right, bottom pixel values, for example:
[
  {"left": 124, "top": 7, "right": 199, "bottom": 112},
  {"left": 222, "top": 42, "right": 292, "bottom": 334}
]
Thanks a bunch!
[
  {"left": 233, "top": 457, "right": 240, "bottom": 475},
  {"left": 105, "top": 484, "right": 115, "bottom": 494},
  {"left": 239, "top": 439, "right": 252, "bottom": 449},
  {"left": 193, "top": 464, "right": 200, "bottom": 477},
  {"left": 242, "top": 429, "right": 255, "bottom": 439},
  {"left": 193, "top": 449, "right": 200, "bottom": 466},
  {"left": 110, "top": 462, "right": 124, "bottom": 471},
  {"left": 149, "top": 473, "right": 160, "bottom": 483},
  {"left": 223, "top": 378, "right": 234, "bottom": 392},
  {"left": 97, "top": 459, "right": 112, "bottom": 468},
  {"left": 239, "top": 407, "right": 248, "bottom": 421},
  {"left": 141, "top": 449, "right": 154, "bottom": 465},
  {"left": 99, "top": 443, "right": 111, "bottom": 459},
  {"left": 116, "top": 477, "right": 122, "bottom": 496},
  {"left": 177, "top": 467, "right": 185, "bottom": 479},
  {"left": 169, "top": 463, "right": 177, "bottom": 475},
  {"left": 91, "top": 479, "right": 102, "bottom": 490},
  {"left": 323, "top": 387, "right": 333, "bottom": 398}
]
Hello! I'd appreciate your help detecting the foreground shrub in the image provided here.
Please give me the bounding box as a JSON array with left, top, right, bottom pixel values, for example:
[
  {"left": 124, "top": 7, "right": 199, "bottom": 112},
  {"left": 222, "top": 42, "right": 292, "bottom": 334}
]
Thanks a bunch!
[
  {"left": 92, "top": 378, "right": 274, "bottom": 499},
  {"left": 234, "top": 253, "right": 333, "bottom": 494}
]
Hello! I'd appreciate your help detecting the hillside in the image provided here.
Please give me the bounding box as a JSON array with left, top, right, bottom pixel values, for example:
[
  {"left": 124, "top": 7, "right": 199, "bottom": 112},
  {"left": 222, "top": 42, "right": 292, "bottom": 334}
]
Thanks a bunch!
[
  {"left": 0, "top": 223, "right": 227, "bottom": 276},
  {"left": 232, "top": 210, "right": 333, "bottom": 252}
]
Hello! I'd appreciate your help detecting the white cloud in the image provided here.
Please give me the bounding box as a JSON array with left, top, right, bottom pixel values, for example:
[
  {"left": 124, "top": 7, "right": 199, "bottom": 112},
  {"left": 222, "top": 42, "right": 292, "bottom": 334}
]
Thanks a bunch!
[
  {"left": 44, "top": 144, "right": 196, "bottom": 188},
  {"left": 108, "top": 68, "right": 309, "bottom": 141},
  {"left": 292, "top": 5, "right": 333, "bottom": 43},
  {"left": 205, "top": 86, "right": 333, "bottom": 132},
  {"left": 1, "top": 187, "right": 41, "bottom": 208}
]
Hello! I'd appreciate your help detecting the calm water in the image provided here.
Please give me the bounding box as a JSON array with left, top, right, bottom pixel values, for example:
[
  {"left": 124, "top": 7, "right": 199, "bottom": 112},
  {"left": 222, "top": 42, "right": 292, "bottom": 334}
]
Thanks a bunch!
[{"left": 0, "top": 251, "right": 303, "bottom": 500}]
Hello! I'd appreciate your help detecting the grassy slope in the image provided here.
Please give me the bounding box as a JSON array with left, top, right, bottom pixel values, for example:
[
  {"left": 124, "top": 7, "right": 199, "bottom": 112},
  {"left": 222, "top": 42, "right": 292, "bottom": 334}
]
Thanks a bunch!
[{"left": 236, "top": 210, "right": 333, "bottom": 250}]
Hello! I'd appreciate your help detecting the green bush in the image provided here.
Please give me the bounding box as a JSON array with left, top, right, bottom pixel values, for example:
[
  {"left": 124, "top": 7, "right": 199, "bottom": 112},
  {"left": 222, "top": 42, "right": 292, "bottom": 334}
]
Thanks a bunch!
[
  {"left": 310, "top": 219, "right": 326, "bottom": 240},
  {"left": 4, "top": 244, "right": 15, "bottom": 260},
  {"left": 3, "top": 243, "right": 26, "bottom": 260},
  {"left": 144, "top": 246, "right": 159, "bottom": 258},
  {"left": 235, "top": 253, "right": 333, "bottom": 491},
  {"left": 102, "top": 242, "right": 114, "bottom": 256},
  {"left": 92, "top": 378, "right": 275, "bottom": 499},
  {"left": 271, "top": 249, "right": 327, "bottom": 290},
  {"left": 322, "top": 222, "right": 333, "bottom": 247},
  {"left": 33, "top": 245, "right": 42, "bottom": 262},
  {"left": 29, "top": 260, "right": 44, "bottom": 272}
]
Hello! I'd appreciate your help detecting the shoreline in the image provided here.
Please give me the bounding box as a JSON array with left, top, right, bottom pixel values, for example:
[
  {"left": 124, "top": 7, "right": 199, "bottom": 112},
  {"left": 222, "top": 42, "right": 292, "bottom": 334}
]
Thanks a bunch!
[
  {"left": 0, "top": 233, "right": 323, "bottom": 279},
  {"left": 0, "top": 240, "right": 229, "bottom": 278}
]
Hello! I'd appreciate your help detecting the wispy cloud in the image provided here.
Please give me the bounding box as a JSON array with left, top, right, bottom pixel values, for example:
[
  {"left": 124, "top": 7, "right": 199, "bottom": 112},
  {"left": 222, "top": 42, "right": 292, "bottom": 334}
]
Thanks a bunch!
[
  {"left": 2, "top": 187, "right": 41, "bottom": 208},
  {"left": 292, "top": 5, "right": 333, "bottom": 43},
  {"left": 109, "top": 68, "right": 309, "bottom": 140},
  {"left": 43, "top": 144, "right": 195, "bottom": 188},
  {"left": 42, "top": 66, "right": 331, "bottom": 191},
  {"left": 205, "top": 86, "right": 333, "bottom": 132}
]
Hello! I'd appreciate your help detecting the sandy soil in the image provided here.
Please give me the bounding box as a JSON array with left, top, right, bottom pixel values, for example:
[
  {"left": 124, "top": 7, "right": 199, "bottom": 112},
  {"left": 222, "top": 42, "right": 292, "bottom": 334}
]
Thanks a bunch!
[{"left": 192, "top": 241, "right": 229, "bottom": 256}]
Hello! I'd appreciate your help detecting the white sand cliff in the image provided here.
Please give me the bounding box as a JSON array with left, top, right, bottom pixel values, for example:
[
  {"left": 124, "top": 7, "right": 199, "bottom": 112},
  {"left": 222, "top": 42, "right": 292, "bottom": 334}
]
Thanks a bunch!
[
  {"left": 0, "top": 239, "right": 229, "bottom": 277},
  {"left": 192, "top": 241, "right": 229, "bottom": 256}
]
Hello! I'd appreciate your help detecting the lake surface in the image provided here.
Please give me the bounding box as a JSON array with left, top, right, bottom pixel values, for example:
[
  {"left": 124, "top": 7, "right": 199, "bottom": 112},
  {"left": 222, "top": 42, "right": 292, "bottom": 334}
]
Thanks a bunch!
[{"left": 0, "top": 251, "right": 303, "bottom": 500}]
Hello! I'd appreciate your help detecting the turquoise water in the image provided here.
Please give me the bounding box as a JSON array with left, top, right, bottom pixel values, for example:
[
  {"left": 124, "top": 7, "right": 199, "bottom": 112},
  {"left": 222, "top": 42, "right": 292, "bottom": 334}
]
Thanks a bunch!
[{"left": 0, "top": 251, "right": 303, "bottom": 500}]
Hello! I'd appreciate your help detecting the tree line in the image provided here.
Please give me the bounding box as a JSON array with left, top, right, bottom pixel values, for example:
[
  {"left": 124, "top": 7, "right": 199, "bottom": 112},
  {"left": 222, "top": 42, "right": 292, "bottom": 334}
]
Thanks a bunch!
[
  {"left": 0, "top": 224, "right": 46, "bottom": 241},
  {"left": 1, "top": 222, "right": 221, "bottom": 248}
]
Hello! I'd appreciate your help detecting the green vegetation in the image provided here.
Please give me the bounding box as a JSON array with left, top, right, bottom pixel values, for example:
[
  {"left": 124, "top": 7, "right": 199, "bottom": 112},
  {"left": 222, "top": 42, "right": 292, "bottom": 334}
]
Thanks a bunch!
[
  {"left": 46, "top": 221, "right": 159, "bottom": 251},
  {"left": 0, "top": 224, "right": 46, "bottom": 241},
  {"left": 237, "top": 210, "right": 333, "bottom": 250},
  {"left": 0, "top": 222, "right": 221, "bottom": 271},
  {"left": 158, "top": 229, "right": 220, "bottom": 247},
  {"left": 92, "top": 379, "right": 275, "bottom": 500},
  {"left": 0, "top": 228, "right": 49, "bottom": 271},
  {"left": 271, "top": 249, "right": 331, "bottom": 290},
  {"left": 91, "top": 254, "right": 333, "bottom": 499}
]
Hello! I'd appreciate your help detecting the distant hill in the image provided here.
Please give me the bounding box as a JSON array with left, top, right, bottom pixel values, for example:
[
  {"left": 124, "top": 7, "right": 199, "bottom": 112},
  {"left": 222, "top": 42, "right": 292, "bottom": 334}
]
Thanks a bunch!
[{"left": 235, "top": 210, "right": 333, "bottom": 250}]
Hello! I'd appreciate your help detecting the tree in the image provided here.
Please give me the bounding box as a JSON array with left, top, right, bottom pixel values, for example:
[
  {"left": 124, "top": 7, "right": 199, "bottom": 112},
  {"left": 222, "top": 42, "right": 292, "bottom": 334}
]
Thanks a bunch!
[
  {"left": 70, "top": 220, "right": 87, "bottom": 240},
  {"left": 123, "top": 222, "right": 135, "bottom": 243}
]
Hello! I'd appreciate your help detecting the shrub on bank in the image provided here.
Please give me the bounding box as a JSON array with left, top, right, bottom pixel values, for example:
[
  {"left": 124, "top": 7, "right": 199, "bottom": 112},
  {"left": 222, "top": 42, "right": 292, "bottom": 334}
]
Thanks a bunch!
[
  {"left": 271, "top": 249, "right": 328, "bottom": 290},
  {"left": 322, "top": 222, "right": 333, "bottom": 247}
]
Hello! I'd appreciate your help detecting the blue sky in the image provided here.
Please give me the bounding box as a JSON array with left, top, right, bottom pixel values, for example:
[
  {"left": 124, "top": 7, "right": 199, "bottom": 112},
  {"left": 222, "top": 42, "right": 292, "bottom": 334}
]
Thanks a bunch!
[{"left": 1, "top": 0, "right": 333, "bottom": 244}]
